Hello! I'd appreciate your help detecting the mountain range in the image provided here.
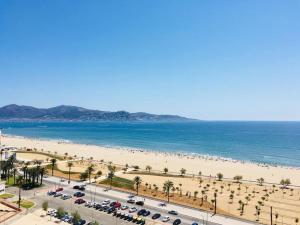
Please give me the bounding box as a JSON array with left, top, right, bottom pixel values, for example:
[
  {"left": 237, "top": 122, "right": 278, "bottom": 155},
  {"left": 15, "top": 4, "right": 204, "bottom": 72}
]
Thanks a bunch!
[{"left": 0, "top": 104, "right": 195, "bottom": 122}]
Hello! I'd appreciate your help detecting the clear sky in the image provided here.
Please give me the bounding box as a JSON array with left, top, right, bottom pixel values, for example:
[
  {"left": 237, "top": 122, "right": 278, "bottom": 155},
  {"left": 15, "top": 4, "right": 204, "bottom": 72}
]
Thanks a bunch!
[{"left": 0, "top": 1, "right": 299, "bottom": 120}]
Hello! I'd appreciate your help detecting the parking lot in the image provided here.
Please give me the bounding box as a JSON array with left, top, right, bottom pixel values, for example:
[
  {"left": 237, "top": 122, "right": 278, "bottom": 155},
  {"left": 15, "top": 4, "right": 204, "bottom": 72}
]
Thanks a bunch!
[{"left": 40, "top": 185, "right": 208, "bottom": 225}]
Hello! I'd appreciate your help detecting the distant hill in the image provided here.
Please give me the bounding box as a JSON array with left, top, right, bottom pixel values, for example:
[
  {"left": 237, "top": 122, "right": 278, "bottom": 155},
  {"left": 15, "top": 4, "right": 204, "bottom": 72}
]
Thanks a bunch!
[{"left": 0, "top": 104, "right": 195, "bottom": 122}]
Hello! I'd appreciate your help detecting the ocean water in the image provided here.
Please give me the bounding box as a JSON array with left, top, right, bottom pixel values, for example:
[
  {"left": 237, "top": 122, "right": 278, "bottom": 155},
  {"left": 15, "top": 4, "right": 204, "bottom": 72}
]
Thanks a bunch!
[{"left": 0, "top": 121, "right": 300, "bottom": 167}]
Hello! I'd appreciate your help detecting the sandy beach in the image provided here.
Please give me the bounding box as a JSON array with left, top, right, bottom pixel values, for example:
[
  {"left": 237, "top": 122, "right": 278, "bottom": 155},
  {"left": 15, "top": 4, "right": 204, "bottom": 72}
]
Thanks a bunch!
[{"left": 2, "top": 135, "right": 300, "bottom": 186}]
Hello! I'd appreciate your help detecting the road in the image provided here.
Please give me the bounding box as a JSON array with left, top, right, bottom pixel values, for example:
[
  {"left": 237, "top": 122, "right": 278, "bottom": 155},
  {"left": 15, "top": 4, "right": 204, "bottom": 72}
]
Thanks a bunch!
[{"left": 7, "top": 176, "right": 258, "bottom": 225}]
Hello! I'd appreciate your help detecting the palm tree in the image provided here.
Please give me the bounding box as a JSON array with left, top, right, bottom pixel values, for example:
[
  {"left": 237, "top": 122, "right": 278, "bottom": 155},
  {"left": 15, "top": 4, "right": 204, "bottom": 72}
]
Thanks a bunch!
[
  {"left": 145, "top": 165, "right": 152, "bottom": 173},
  {"left": 193, "top": 191, "right": 198, "bottom": 200},
  {"left": 179, "top": 183, "right": 183, "bottom": 196},
  {"left": 163, "top": 180, "right": 174, "bottom": 203},
  {"left": 16, "top": 175, "right": 24, "bottom": 209},
  {"left": 13, "top": 168, "right": 17, "bottom": 185},
  {"left": 50, "top": 158, "right": 57, "bottom": 176},
  {"left": 67, "top": 161, "right": 73, "bottom": 184},
  {"left": 133, "top": 176, "right": 142, "bottom": 195},
  {"left": 0, "top": 149, "right": 4, "bottom": 180},
  {"left": 39, "top": 167, "right": 47, "bottom": 185},
  {"left": 180, "top": 168, "right": 186, "bottom": 176},
  {"left": 257, "top": 178, "right": 264, "bottom": 186},
  {"left": 220, "top": 185, "right": 224, "bottom": 194},
  {"left": 87, "top": 164, "right": 95, "bottom": 183},
  {"left": 108, "top": 165, "right": 116, "bottom": 189}
]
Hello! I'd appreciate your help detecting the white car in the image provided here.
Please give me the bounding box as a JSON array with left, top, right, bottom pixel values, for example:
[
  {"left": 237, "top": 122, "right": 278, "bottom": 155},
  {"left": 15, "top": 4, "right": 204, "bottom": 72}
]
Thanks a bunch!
[
  {"left": 103, "top": 199, "right": 110, "bottom": 204},
  {"left": 129, "top": 207, "right": 137, "bottom": 213},
  {"left": 162, "top": 216, "right": 170, "bottom": 222}
]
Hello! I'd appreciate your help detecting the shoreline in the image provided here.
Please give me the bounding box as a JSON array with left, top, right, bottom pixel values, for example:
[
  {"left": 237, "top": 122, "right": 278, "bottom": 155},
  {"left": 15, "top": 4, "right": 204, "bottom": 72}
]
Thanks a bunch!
[
  {"left": 3, "top": 133, "right": 299, "bottom": 170},
  {"left": 2, "top": 134, "right": 300, "bottom": 185}
]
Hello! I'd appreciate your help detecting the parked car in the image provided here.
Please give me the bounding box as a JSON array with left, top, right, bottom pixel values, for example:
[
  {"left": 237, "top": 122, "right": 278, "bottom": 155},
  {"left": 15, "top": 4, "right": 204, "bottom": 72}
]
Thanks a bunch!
[
  {"left": 107, "top": 207, "right": 116, "bottom": 214},
  {"left": 162, "top": 216, "right": 170, "bottom": 222},
  {"left": 103, "top": 199, "right": 110, "bottom": 204},
  {"left": 168, "top": 210, "right": 178, "bottom": 215},
  {"left": 143, "top": 210, "right": 150, "bottom": 217},
  {"left": 78, "top": 186, "right": 85, "bottom": 191},
  {"left": 61, "top": 194, "right": 71, "bottom": 200},
  {"left": 191, "top": 223, "right": 199, "bottom": 225},
  {"left": 121, "top": 205, "right": 128, "bottom": 210},
  {"left": 74, "top": 192, "right": 85, "bottom": 197},
  {"left": 152, "top": 213, "right": 161, "bottom": 220},
  {"left": 173, "top": 219, "right": 181, "bottom": 225},
  {"left": 54, "top": 192, "right": 62, "bottom": 197},
  {"left": 73, "top": 185, "right": 80, "bottom": 189},
  {"left": 136, "top": 201, "right": 144, "bottom": 206},
  {"left": 138, "top": 209, "right": 146, "bottom": 216},
  {"left": 129, "top": 207, "right": 137, "bottom": 213},
  {"left": 47, "top": 191, "right": 56, "bottom": 196},
  {"left": 75, "top": 198, "right": 86, "bottom": 204},
  {"left": 127, "top": 199, "right": 135, "bottom": 204},
  {"left": 56, "top": 187, "right": 63, "bottom": 192}
]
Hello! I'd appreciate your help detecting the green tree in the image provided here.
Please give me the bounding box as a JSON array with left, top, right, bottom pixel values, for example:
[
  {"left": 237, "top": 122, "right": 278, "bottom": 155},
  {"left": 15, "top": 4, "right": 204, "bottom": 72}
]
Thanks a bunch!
[
  {"left": 50, "top": 158, "right": 57, "bottom": 176},
  {"left": 87, "top": 164, "right": 95, "bottom": 183},
  {"left": 163, "top": 167, "right": 168, "bottom": 174},
  {"left": 257, "top": 178, "right": 264, "bottom": 186},
  {"left": 217, "top": 173, "right": 223, "bottom": 181},
  {"left": 42, "top": 201, "right": 48, "bottom": 215},
  {"left": 163, "top": 180, "right": 174, "bottom": 203},
  {"left": 107, "top": 165, "right": 116, "bottom": 189},
  {"left": 16, "top": 175, "right": 23, "bottom": 209},
  {"left": 56, "top": 207, "right": 65, "bottom": 219},
  {"left": 133, "top": 176, "right": 142, "bottom": 195},
  {"left": 180, "top": 168, "right": 186, "bottom": 176},
  {"left": 145, "top": 165, "right": 152, "bottom": 173},
  {"left": 72, "top": 211, "right": 81, "bottom": 224},
  {"left": 67, "top": 161, "right": 73, "bottom": 184}
]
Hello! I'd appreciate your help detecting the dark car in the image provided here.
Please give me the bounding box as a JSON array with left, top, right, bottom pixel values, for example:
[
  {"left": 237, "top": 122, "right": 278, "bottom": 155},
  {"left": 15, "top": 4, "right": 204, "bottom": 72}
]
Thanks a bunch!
[
  {"left": 168, "top": 210, "right": 178, "bottom": 215},
  {"left": 143, "top": 210, "right": 150, "bottom": 217},
  {"left": 102, "top": 206, "right": 110, "bottom": 212},
  {"left": 95, "top": 204, "right": 102, "bottom": 210},
  {"left": 47, "top": 191, "right": 56, "bottom": 196},
  {"left": 75, "top": 198, "right": 86, "bottom": 204},
  {"left": 78, "top": 186, "right": 85, "bottom": 191},
  {"left": 127, "top": 199, "right": 135, "bottom": 204},
  {"left": 73, "top": 185, "right": 80, "bottom": 189},
  {"left": 73, "top": 219, "right": 86, "bottom": 225},
  {"left": 136, "top": 201, "right": 144, "bottom": 206},
  {"left": 152, "top": 213, "right": 161, "bottom": 220},
  {"left": 173, "top": 219, "right": 181, "bottom": 225},
  {"left": 137, "top": 209, "right": 146, "bottom": 216},
  {"left": 74, "top": 192, "right": 85, "bottom": 197},
  {"left": 107, "top": 207, "right": 116, "bottom": 214}
]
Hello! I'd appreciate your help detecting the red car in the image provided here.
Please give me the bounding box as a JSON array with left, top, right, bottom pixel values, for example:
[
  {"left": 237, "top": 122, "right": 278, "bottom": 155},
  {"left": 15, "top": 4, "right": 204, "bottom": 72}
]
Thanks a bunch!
[
  {"left": 114, "top": 202, "right": 121, "bottom": 208},
  {"left": 56, "top": 187, "right": 63, "bottom": 192},
  {"left": 75, "top": 198, "right": 86, "bottom": 204}
]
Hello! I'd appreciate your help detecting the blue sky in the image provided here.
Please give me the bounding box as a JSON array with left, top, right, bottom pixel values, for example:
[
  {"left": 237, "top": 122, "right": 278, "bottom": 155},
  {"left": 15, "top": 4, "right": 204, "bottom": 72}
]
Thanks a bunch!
[{"left": 0, "top": 0, "right": 299, "bottom": 120}]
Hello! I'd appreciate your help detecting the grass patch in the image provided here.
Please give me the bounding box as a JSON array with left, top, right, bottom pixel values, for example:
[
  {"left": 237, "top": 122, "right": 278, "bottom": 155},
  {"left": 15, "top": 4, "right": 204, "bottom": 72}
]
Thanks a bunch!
[
  {"left": 46, "top": 164, "right": 79, "bottom": 175},
  {"left": 0, "top": 193, "right": 15, "bottom": 199},
  {"left": 15, "top": 150, "right": 64, "bottom": 160},
  {"left": 14, "top": 200, "right": 35, "bottom": 209},
  {"left": 100, "top": 176, "right": 134, "bottom": 190},
  {"left": 5, "top": 176, "right": 16, "bottom": 186}
]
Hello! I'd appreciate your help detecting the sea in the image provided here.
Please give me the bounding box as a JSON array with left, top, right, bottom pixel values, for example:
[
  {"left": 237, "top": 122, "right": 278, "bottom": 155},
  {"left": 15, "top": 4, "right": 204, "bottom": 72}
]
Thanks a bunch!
[{"left": 0, "top": 121, "right": 300, "bottom": 167}]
